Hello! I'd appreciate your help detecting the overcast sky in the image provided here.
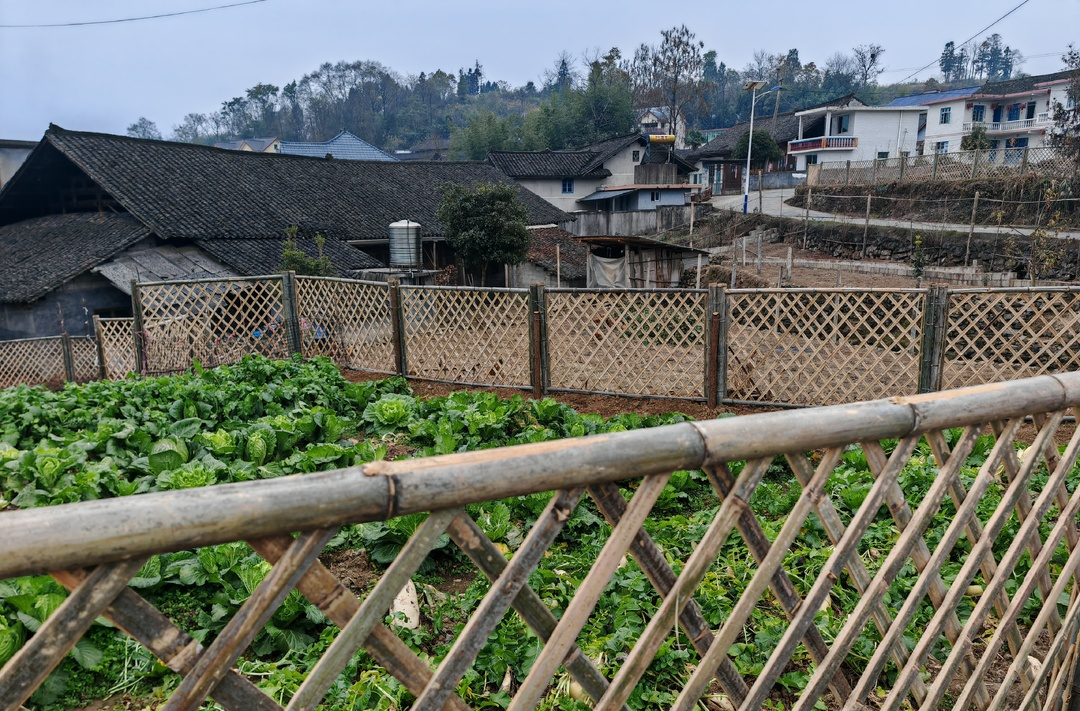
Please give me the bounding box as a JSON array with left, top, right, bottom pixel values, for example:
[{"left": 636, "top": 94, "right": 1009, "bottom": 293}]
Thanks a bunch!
[{"left": 1, "top": 0, "right": 1077, "bottom": 141}]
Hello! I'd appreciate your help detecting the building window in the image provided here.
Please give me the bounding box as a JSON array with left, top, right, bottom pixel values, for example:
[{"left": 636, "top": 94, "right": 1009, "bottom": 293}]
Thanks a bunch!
[
  {"left": 901, "top": 150, "right": 910, "bottom": 158},
  {"left": 805, "top": 154, "right": 818, "bottom": 165},
  {"left": 934, "top": 141, "right": 949, "bottom": 154},
  {"left": 561, "top": 178, "right": 574, "bottom": 194},
  {"left": 877, "top": 151, "right": 889, "bottom": 159},
  {"left": 632, "top": 150, "right": 640, "bottom": 162},
  {"left": 836, "top": 115, "right": 850, "bottom": 133},
  {"left": 939, "top": 107, "right": 951, "bottom": 124},
  {"left": 971, "top": 105, "right": 985, "bottom": 122},
  {"left": 650, "top": 190, "right": 660, "bottom": 202},
  {"left": 1007, "top": 103, "right": 1021, "bottom": 121},
  {"left": 1026, "top": 101, "right": 1037, "bottom": 120}
]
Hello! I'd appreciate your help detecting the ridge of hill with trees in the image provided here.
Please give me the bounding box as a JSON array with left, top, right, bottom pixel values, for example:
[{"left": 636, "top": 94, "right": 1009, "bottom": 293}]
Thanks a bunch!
[{"left": 131, "top": 30, "right": 1051, "bottom": 159}]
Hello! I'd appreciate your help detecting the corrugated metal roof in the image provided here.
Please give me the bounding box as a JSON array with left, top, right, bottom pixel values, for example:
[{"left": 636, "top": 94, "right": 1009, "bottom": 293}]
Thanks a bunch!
[
  {"left": 93, "top": 245, "right": 239, "bottom": 294},
  {"left": 278, "top": 131, "right": 397, "bottom": 161}
]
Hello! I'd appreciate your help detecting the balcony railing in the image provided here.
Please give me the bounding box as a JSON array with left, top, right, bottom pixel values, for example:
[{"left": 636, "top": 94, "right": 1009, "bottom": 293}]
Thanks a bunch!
[
  {"left": 788, "top": 136, "right": 858, "bottom": 153},
  {"left": 963, "top": 113, "right": 1051, "bottom": 133}
]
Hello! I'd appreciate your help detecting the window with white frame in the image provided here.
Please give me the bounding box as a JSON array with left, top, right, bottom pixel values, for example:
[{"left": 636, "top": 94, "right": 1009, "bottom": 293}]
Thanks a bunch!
[
  {"left": 561, "top": 178, "right": 574, "bottom": 194},
  {"left": 934, "top": 141, "right": 949, "bottom": 154},
  {"left": 971, "top": 105, "right": 985, "bottom": 122},
  {"left": 940, "top": 107, "right": 951, "bottom": 124},
  {"left": 805, "top": 154, "right": 818, "bottom": 165}
]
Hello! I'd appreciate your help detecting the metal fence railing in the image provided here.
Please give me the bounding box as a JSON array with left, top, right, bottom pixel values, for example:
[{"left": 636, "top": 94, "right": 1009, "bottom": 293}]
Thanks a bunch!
[
  {"left": 809, "top": 146, "right": 1074, "bottom": 187},
  {"left": 8, "top": 275, "right": 1080, "bottom": 407},
  {"left": 4, "top": 373, "right": 1080, "bottom": 710}
]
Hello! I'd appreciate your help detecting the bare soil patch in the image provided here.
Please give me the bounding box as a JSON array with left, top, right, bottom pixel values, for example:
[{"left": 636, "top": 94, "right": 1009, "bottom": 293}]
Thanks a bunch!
[{"left": 320, "top": 548, "right": 378, "bottom": 595}]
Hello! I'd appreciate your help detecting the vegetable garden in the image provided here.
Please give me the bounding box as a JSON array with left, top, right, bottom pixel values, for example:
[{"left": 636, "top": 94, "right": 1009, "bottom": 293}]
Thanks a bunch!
[{"left": 2, "top": 356, "right": 1080, "bottom": 711}]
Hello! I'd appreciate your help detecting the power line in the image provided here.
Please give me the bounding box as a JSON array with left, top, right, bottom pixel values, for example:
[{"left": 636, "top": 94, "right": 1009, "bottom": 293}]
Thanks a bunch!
[
  {"left": 897, "top": 0, "right": 1033, "bottom": 83},
  {"left": 0, "top": 0, "right": 267, "bottom": 29}
]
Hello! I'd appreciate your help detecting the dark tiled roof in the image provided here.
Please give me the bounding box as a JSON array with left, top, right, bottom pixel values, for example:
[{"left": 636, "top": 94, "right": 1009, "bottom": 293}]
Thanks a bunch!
[
  {"left": 488, "top": 150, "right": 609, "bottom": 179},
  {"left": 0, "top": 212, "right": 150, "bottom": 303},
  {"left": 94, "top": 245, "right": 239, "bottom": 293},
  {"left": 28, "top": 127, "right": 568, "bottom": 241},
  {"left": 692, "top": 95, "right": 863, "bottom": 160},
  {"left": 643, "top": 145, "right": 698, "bottom": 173},
  {"left": 526, "top": 227, "right": 587, "bottom": 281},
  {"left": 976, "top": 70, "right": 1075, "bottom": 97},
  {"left": 195, "top": 236, "right": 383, "bottom": 277}
]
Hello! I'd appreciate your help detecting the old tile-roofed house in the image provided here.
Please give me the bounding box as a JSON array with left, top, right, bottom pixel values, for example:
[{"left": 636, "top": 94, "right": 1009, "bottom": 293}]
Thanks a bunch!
[
  {"left": 0, "top": 126, "right": 568, "bottom": 338},
  {"left": 489, "top": 133, "right": 698, "bottom": 217}
]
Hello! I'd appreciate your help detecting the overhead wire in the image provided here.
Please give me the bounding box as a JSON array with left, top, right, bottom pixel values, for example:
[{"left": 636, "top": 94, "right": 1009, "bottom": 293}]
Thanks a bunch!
[{"left": 0, "top": 0, "right": 266, "bottom": 29}]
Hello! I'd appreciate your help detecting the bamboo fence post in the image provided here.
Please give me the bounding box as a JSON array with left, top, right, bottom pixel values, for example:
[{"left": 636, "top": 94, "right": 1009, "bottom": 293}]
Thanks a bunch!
[
  {"left": 756, "top": 231, "right": 763, "bottom": 275},
  {"left": 758, "top": 169, "right": 763, "bottom": 213},
  {"left": 705, "top": 285, "right": 723, "bottom": 407},
  {"left": 92, "top": 315, "right": 107, "bottom": 380},
  {"left": 786, "top": 246, "right": 793, "bottom": 282},
  {"left": 845, "top": 159, "right": 851, "bottom": 185},
  {"left": 695, "top": 254, "right": 702, "bottom": 289},
  {"left": 60, "top": 332, "right": 75, "bottom": 383},
  {"left": 387, "top": 279, "right": 407, "bottom": 376},
  {"left": 803, "top": 187, "right": 811, "bottom": 249},
  {"left": 873, "top": 158, "right": 878, "bottom": 185},
  {"left": 1021, "top": 145, "right": 1030, "bottom": 173},
  {"left": 130, "top": 280, "right": 146, "bottom": 375},
  {"left": 729, "top": 260, "right": 737, "bottom": 288},
  {"left": 528, "top": 283, "right": 549, "bottom": 398},
  {"left": 965, "top": 191, "right": 980, "bottom": 266},
  {"left": 917, "top": 286, "right": 945, "bottom": 395},
  {"left": 899, "top": 154, "right": 906, "bottom": 182},
  {"left": 932, "top": 150, "right": 939, "bottom": 181},
  {"left": 862, "top": 194, "right": 871, "bottom": 258},
  {"left": 971, "top": 148, "right": 981, "bottom": 179},
  {"left": 280, "top": 271, "right": 303, "bottom": 356},
  {"left": 556, "top": 244, "right": 561, "bottom": 288},
  {"left": 718, "top": 286, "right": 729, "bottom": 401}
]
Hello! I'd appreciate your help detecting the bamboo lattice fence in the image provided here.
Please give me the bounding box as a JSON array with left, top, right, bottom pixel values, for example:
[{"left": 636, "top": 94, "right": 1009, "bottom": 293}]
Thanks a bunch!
[
  {"left": 399, "top": 285, "right": 532, "bottom": 388},
  {"left": 93, "top": 316, "right": 136, "bottom": 380},
  {"left": 546, "top": 288, "right": 706, "bottom": 398},
  {"left": 810, "top": 146, "right": 1074, "bottom": 187},
  {"left": 4, "top": 374, "right": 1080, "bottom": 710},
  {"left": 10, "top": 275, "right": 1080, "bottom": 407}
]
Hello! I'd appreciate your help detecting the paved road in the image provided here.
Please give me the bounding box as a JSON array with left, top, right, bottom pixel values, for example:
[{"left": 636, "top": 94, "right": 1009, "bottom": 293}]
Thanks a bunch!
[{"left": 711, "top": 189, "right": 1080, "bottom": 240}]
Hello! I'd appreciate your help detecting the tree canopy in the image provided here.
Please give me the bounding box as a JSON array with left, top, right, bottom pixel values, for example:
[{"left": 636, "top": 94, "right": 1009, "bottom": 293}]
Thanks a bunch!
[
  {"left": 1051, "top": 45, "right": 1080, "bottom": 172},
  {"left": 732, "top": 129, "right": 783, "bottom": 167},
  {"left": 435, "top": 182, "right": 530, "bottom": 286}
]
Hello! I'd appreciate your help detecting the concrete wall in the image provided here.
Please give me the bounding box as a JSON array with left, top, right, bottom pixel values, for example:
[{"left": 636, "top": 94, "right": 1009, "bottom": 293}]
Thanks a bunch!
[
  {"left": 601, "top": 143, "right": 642, "bottom": 185},
  {"left": 632, "top": 189, "right": 687, "bottom": 210},
  {"left": 748, "top": 172, "right": 806, "bottom": 190},
  {"left": 0, "top": 145, "right": 34, "bottom": 187},
  {"left": 508, "top": 261, "right": 585, "bottom": 288},
  {"left": 922, "top": 99, "right": 969, "bottom": 154},
  {"left": 516, "top": 177, "right": 605, "bottom": 212},
  {"left": 797, "top": 110, "right": 923, "bottom": 170},
  {"left": 562, "top": 204, "right": 708, "bottom": 237},
  {"left": 0, "top": 273, "right": 132, "bottom": 340}
]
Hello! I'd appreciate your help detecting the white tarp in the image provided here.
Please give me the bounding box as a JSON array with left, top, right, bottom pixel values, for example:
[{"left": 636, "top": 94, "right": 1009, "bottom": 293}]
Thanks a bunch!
[{"left": 588, "top": 253, "right": 627, "bottom": 288}]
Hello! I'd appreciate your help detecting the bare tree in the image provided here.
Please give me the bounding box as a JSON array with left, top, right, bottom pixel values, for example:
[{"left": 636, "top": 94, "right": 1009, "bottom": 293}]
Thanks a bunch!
[
  {"left": 628, "top": 25, "right": 706, "bottom": 139},
  {"left": 126, "top": 117, "right": 162, "bottom": 140},
  {"left": 852, "top": 44, "right": 885, "bottom": 87}
]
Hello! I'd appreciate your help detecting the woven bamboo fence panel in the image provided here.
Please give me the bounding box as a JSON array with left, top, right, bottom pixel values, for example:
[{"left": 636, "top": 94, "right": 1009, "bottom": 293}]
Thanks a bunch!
[
  {"left": 546, "top": 290, "right": 706, "bottom": 398},
  {"left": 295, "top": 276, "right": 395, "bottom": 373},
  {"left": 96, "top": 318, "right": 136, "bottom": 379},
  {"left": 942, "top": 289, "right": 1080, "bottom": 390},
  {"left": 400, "top": 286, "right": 530, "bottom": 387},
  {"left": 139, "top": 278, "right": 288, "bottom": 374},
  {"left": 0, "top": 337, "right": 65, "bottom": 389},
  {"left": 69, "top": 337, "right": 100, "bottom": 383},
  {"left": 726, "top": 289, "right": 926, "bottom": 405},
  {"left": 4, "top": 375, "right": 1080, "bottom": 710}
]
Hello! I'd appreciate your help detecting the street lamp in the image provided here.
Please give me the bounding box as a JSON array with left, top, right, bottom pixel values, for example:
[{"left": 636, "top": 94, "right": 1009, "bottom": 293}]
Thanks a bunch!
[{"left": 742, "top": 81, "right": 780, "bottom": 214}]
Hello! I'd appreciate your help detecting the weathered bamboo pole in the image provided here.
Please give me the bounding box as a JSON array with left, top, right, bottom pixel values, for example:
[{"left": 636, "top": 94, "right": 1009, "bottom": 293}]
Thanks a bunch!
[
  {"left": 1, "top": 374, "right": 1078, "bottom": 580},
  {"left": 965, "top": 191, "right": 981, "bottom": 266}
]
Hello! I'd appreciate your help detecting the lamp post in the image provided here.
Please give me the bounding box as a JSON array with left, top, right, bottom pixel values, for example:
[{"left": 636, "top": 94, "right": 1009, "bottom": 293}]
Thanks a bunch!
[{"left": 742, "top": 81, "right": 780, "bottom": 214}]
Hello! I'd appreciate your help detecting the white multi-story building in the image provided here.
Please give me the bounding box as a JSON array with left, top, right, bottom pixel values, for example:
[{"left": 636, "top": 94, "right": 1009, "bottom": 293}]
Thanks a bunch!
[
  {"left": 788, "top": 102, "right": 926, "bottom": 171},
  {"left": 922, "top": 70, "right": 1074, "bottom": 157}
]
